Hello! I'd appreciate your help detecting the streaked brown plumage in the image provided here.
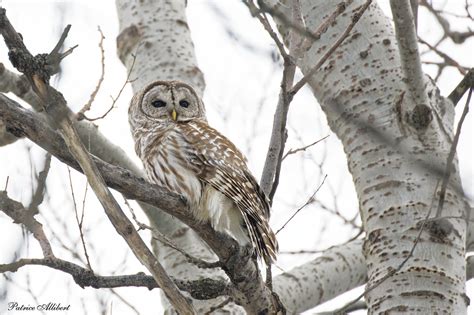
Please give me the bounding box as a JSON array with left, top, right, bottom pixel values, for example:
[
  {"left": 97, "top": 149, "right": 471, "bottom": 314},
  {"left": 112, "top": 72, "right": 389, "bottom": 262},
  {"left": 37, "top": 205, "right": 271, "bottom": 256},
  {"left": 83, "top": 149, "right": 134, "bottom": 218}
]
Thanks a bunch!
[{"left": 129, "top": 80, "right": 278, "bottom": 264}]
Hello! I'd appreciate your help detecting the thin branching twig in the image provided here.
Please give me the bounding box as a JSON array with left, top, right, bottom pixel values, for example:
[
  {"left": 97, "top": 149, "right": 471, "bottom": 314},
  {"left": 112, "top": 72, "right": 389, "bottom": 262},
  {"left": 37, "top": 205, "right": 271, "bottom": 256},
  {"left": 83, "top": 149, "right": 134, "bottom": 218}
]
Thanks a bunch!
[
  {"left": 82, "top": 52, "right": 138, "bottom": 121},
  {"left": 124, "top": 199, "right": 222, "bottom": 269},
  {"left": 435, "top": 87, "right": 472, "bottom": 217},
  {"left": 77, "top": 26, "right": 106, "bottom": 118},
  {"left": 282, "top": 135, "right": 329, "bottom": 161},
  {"left": 67, "top": 167, "right": 93, "bottom": 271},
  {"left": 276, "top": 175, "right": 327, "bottom": 234}
]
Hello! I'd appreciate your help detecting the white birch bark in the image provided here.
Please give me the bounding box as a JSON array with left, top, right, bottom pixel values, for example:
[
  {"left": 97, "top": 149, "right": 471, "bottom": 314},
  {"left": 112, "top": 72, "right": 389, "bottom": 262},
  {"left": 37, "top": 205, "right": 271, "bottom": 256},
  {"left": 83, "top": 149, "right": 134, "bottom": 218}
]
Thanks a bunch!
[
  {"left": 0, "top": 1, "right": 373, "bottom": 312},
  {"left": 273, "top": 240, "right": 366, "bottom": 313},
  {"left": 274, "top": 0, "right": 468, "bottom": 313}
]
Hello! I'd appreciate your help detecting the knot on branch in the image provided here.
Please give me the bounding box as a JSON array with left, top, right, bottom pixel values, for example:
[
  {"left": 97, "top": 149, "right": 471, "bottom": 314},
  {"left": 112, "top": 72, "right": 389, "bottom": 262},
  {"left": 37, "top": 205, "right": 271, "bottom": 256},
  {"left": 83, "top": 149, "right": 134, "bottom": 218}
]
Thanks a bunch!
[
  {"left": 73, "top": 269, "right": 97, "bottom": 288},
  {"left": 185, "top": 278, "right": 228, "bottom": 300},
  {"left": 409, "top": 104, "right": 432, "bottom": 131},
  {"left": 421, "top": 218, "right": 454, "bottom": 243},
  {"left": 8, "top": 51, "right": 51, "bottom": 83},
  {"left": 1, "top": 8, "right": 75, "bottom": 87}
]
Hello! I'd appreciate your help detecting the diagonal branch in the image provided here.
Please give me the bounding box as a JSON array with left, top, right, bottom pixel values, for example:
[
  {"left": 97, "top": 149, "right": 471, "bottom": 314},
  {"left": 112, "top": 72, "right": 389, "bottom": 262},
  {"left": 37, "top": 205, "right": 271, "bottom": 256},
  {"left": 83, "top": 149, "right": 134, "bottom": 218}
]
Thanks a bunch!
[
  {"left": 0, "top": 191, "right": 54, "bottom": 257},
  {"left": 448, "top": 68, "right": 474, "bottom": 105},
  {"left": 389, "top": 0, "right": 428, "bottom": 107},
  {"left": 244, "top": 0, "right": 299, "bottom": 199},
  {"left": 0, "top": 8, "right": 193, "bottom": 314}
]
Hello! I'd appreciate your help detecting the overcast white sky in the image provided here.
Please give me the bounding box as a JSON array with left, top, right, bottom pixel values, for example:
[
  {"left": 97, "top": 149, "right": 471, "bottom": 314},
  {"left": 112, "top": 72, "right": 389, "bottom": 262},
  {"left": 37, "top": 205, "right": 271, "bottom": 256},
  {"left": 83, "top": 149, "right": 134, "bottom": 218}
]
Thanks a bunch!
[{"left": 0, "top": 1, "right": 472, "bottom": 314}]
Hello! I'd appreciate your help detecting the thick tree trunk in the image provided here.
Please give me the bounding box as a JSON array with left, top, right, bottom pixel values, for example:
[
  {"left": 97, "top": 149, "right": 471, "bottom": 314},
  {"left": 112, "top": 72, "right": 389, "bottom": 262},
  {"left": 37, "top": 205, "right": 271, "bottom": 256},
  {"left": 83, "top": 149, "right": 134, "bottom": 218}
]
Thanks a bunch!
[{"left": 275, "top": 0, "right": 468, "bottom": 313}]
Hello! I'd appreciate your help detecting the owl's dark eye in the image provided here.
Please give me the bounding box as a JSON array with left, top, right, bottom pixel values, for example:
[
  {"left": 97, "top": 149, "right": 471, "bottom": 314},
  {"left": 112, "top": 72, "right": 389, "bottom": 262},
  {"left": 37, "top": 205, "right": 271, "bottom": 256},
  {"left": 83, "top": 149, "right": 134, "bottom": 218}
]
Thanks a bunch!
[
  {"left": 179, "top": 100, "right": 189, "bottom": 108},
  {"left": 151, "top": 100, "right": 166, "bottom": 108}
]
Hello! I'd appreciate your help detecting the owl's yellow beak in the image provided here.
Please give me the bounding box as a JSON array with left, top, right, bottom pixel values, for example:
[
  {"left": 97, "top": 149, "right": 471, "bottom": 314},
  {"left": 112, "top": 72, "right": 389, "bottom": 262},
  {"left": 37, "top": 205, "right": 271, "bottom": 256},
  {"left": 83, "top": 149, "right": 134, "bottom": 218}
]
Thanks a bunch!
[{"left": 171, "top": 109, "right": 177, "bottom": 121}]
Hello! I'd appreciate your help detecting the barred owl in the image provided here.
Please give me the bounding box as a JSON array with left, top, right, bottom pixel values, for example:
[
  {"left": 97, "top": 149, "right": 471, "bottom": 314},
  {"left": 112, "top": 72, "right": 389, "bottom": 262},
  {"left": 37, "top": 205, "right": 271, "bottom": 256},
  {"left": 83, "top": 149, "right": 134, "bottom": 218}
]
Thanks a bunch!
[{"left": 129, "top": 80, "right": 278, "bottom": 264}]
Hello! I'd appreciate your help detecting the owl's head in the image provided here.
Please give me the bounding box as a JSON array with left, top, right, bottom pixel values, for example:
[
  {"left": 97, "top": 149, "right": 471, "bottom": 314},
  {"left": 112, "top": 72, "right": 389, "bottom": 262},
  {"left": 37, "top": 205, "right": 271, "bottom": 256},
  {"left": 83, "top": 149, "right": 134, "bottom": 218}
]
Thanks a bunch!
[{"left": 129, "top": 80, "right": 206, "bottom": 130}]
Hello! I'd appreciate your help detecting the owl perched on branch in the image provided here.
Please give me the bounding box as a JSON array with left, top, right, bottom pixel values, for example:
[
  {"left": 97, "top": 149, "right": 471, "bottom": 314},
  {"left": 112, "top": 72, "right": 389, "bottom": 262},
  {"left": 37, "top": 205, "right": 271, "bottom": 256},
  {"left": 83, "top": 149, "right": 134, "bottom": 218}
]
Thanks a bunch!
[{"left": 129, "top": 80, "right": 278, "bottom": 264}]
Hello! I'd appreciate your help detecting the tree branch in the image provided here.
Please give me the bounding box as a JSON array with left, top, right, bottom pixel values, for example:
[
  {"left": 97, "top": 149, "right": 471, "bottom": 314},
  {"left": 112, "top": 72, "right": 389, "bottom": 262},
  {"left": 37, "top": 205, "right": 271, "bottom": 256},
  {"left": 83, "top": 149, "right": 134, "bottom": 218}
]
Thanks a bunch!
[
  {"left": 0, "top": 257, "right": 230, "bottom": 300},
  {"left": 0, "top": 9, "right": 194, "bottom": 314},
  {"left": 389, "top": 0, "right": 428, "bottom": 107},
  {"left": 448, "top": 68, "right": 474, "bottom": 105},
  {"left": 0, "top": 191, "right": 54, "bottom": 257},
  {"left": 0, "top": 93, "right": 276, "bottom": 313},
  {"left": 244, "top": 0, "right": 296, "bottom": 200}
]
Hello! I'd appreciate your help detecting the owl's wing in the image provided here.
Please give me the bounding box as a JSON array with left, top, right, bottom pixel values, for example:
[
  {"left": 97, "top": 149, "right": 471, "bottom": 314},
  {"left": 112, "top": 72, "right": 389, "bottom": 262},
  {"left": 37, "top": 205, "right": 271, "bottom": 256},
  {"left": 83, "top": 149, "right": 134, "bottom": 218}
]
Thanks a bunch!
[{"left": 180, "top": 121, "right": 278, "bottom": 263}]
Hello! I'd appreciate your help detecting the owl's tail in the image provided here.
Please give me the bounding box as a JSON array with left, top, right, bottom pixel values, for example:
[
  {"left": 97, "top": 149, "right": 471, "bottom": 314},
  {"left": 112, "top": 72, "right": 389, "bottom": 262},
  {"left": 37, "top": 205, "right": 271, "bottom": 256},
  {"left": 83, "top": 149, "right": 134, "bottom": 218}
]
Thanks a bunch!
[{"left": 242, "top": 213, "right": 279, "bottom": 265}]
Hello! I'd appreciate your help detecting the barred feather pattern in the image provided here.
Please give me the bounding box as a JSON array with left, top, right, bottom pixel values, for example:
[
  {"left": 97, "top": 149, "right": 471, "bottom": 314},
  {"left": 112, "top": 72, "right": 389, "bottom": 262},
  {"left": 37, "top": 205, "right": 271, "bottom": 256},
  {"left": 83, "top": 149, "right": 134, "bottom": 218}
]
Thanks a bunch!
[{"left": 129, "top": 81, "right": 278, "bottom": 264}]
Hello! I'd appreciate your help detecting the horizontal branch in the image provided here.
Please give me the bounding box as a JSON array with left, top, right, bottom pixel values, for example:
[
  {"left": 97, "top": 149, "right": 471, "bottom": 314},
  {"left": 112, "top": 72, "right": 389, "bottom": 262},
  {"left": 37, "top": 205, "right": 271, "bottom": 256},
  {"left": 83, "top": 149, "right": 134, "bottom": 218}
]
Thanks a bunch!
[{"left": 0, "top": 257, "right": 229, "bottom": 300}]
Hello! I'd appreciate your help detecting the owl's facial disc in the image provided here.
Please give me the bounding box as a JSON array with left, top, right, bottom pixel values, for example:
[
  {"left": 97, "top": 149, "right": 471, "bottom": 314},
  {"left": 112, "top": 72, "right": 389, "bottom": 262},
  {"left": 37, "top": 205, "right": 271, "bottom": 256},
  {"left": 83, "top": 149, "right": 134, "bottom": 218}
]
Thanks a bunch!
[{"left": 137, "top": 81, "right": 205, "bottom": 123}]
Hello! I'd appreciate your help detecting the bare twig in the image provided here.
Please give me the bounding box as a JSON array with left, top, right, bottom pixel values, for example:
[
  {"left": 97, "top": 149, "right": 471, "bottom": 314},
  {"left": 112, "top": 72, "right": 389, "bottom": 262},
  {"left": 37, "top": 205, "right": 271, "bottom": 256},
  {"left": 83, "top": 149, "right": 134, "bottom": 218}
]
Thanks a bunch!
[
  {"left": 244, "top": 0, "right": 299, "bottom": 200},
  {"left": 448, "top": 68, "right": 474, "bottom": 105},
  {"left": 4, "top": 176, "right": 9, "bottom": 190},
  {"left": 204, "top": 297, "right": 232, "bottom": 315},
  {"left": 28, "top": 153, "right": 51, "bottom": 215},
  {"left": 124, "top": 199, "right": 222, "bottom": 269},
  {"left": 109, "top": 289, "right": 140, "bottom": 315},
  {"left": 435, "top": 87, "right": 471, "bottom": 217},
  {"left": 420, "top": 0, "right": 474, "bottom": 44},
  {"left": 315, "top": 200, "right": 361, "bottom": 229},
  {"left": 81, "top": 52, "right": 137, "bottom": 122},
  {"left": 243, "top": 1, "right": 289, "bottom": 59},
  {"left": 281, "top": 228, "right": 364, "bottom": 255},
  {"left": 67, "top": 167, "right": 93, "bottom": 271},
  {"left": 77, "top": 26, "right": 106, "bottom": 118},
  {"left": 419, "top": 37, "right": 468, "bottom": 76},
  {"left": 282, "top": 135, "right": 329, "bottom": 160},
  {"left": 318, "top": 300, "right": 367, "bottom": 315},
  {"left": 0, "top": 191, "right": 54, "bottom": 257},
  {"left": 254, "top": 0, "right": 319, "bottom": 42},
  {"left": 276, "top": 175, "right": 327, "bottom": 234}
]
